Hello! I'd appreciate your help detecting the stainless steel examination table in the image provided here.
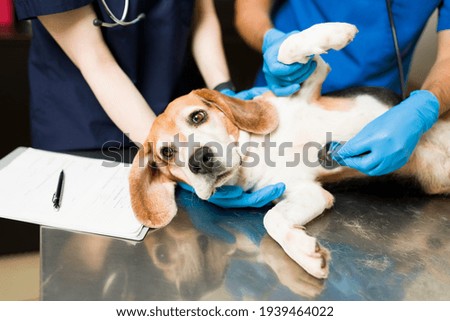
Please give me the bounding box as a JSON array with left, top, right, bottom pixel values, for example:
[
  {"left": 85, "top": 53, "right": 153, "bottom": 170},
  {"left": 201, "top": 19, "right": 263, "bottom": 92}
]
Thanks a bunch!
[{"left": 40, "top": 151, "right": 450, "bottom": 300}]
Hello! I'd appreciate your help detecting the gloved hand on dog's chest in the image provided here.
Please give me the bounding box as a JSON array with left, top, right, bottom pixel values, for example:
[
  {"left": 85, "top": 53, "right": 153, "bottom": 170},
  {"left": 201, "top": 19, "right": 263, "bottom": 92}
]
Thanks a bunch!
[
  {"left": 262, "top": 28, "right": 317, "bottom": 96},
  {"left": 333, "top": 90, "right": 440, "bottom": 176},
  {"left": 178, "top": 182, "right": 286, "bottom": 208}
]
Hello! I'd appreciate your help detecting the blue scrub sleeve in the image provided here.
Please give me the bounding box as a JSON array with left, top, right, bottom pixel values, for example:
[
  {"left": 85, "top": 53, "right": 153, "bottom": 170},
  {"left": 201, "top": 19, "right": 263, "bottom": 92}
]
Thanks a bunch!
[
  {"left": 438, "top": 0, "right": 450, "bottom": 31},
  {"left": 14, "top": 0, "right": 94, "bottom": 20}
]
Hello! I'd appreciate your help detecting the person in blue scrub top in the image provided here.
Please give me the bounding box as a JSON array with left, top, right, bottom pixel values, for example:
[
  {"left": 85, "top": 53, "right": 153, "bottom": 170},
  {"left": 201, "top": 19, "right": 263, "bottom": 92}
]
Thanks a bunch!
[
  {"left": 14, "top": 0, "right": 284, "bottom": 208},
  {"left": 235, "top": 0, "right": 450, "bottom": 176}
]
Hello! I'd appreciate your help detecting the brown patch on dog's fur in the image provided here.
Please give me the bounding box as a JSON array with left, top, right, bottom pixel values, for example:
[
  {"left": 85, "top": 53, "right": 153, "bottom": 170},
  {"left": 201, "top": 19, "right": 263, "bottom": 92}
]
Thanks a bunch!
[{"left": 315, "top": 96, "right": 356, "bottom": 111}]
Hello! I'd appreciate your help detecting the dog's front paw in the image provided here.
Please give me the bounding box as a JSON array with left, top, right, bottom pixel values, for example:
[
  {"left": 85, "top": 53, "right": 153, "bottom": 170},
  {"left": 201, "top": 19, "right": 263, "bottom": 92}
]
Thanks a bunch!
[
  {"left": 284, "top": 225, "right": 330, "bottom": 279},
  {"left": 278, "top": 22, "right": 358, "bottom": 64}
]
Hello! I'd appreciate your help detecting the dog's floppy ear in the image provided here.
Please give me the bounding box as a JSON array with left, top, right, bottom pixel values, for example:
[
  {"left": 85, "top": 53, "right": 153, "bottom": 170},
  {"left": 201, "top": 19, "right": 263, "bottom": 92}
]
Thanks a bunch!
[
  {"left": 193, "top": 89, "right": 279, "bottom": 135},
  {"left": 129, "top": 143, "right": 177, "bottom": 228}
]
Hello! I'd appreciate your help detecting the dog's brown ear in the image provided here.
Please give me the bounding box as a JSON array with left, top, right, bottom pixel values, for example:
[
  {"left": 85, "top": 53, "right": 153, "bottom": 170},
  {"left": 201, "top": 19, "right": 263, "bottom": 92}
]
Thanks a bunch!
[
  {"left": 193, "top": 88, "right": 279, "bottom": 135},
  {"left": 129, "top": 144, "right": 177, "bottom": 228}
]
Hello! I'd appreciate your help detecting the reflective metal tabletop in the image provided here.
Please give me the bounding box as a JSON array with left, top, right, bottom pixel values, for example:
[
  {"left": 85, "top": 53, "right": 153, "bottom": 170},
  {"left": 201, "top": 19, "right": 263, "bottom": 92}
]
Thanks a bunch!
[{"left": 41, "top": 177, "right": 450, "bottom": 300}]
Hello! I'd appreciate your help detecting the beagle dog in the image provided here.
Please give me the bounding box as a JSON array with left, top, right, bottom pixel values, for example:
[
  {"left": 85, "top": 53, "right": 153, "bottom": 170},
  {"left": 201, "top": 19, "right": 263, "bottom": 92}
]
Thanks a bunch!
[{"left": 129, "top": 23, "right": 450, "bottom": 279}]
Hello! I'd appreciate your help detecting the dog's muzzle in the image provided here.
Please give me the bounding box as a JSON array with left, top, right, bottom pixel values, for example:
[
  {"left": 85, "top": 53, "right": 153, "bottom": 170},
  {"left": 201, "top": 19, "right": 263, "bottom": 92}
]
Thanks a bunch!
[{"left": 188, "top": 146, "right": 216, "bottom": 175}]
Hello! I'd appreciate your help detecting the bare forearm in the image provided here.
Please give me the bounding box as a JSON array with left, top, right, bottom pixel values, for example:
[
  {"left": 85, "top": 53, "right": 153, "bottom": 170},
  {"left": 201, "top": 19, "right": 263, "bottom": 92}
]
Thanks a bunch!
[
  {"left": 235, "top": 0, "right": 273, "bottom": 51},
  {"left": 422, "top": 30, "right": 450, "bottom": 115},
  {"left": 422, "top": 59, "right": 450, "bottom": 115},
  {"left": 38, "top": 5, "right": 155, "bottom": 145},
  {"left": 192, "top": 0, "right": 230, "bottom": 89},
  {"left": 80, "top": 59, "right": 156, "bottom": 145}
]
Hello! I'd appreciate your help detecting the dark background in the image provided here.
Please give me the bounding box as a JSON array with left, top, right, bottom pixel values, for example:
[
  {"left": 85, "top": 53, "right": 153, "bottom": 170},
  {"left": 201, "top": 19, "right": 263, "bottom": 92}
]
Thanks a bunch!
[
  {"left": 0, "top": 19, "right": 34, "bottom": 255},
  {"left": 0, "top": 0, "right": 260, "bottom": 255}
]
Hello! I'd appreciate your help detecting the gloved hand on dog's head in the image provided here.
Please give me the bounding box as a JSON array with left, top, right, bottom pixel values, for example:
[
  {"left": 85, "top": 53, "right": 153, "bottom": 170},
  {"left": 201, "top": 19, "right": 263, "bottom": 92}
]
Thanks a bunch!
[
  {"left": 178, "top": 182, "right": 286, "bottom": 209},
  {"left": 220, "top": 87, "right": 270, "bottom": 100}
]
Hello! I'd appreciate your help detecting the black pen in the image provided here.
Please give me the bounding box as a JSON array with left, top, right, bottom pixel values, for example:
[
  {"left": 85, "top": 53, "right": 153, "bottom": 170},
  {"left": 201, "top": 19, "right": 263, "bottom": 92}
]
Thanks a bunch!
[{"left": 52, "top": 170, "right": 65, "bottom": 211}]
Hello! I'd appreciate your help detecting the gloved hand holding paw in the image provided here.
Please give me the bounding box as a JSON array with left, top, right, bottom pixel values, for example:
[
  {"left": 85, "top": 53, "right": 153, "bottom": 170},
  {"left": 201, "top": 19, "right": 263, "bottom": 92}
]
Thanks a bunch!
[{"left": 262, "top": 28, "right": 317, "bottom": 96}]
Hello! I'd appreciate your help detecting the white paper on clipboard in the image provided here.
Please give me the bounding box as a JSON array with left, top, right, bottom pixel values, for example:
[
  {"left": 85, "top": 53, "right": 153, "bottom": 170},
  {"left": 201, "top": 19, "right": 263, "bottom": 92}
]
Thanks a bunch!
[{"left": 0, "top": 147, "right": 148, "bottom": 241}]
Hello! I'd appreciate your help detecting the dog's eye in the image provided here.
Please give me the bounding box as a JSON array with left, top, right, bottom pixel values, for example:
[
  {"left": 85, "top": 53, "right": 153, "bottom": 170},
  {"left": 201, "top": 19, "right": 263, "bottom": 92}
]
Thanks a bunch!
[
  {"left": 160, "top": 147, "right": 175, "bottom": 160},
  {"left": 190, "top": 110, "right": 207, "bottom": 125}
]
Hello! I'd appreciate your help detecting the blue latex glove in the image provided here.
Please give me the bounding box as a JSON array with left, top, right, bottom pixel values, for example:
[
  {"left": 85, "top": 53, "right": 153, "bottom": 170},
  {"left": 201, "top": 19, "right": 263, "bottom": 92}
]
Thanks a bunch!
[
  {"left": 178, "top": 182, "right": 285, "bottom": 208},
  {"left": 333, "top": 90, "right": 440, "bottom": 176},
  {"left": 220, "top": 87, "right": 270, "bottom": 100},
  {"left": 262, "top": 28, "right": 317, "bottom": 96}
]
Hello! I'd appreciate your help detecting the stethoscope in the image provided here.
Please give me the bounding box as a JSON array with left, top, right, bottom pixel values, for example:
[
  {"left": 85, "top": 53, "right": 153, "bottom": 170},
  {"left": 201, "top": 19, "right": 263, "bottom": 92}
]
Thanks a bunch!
[
  {"left": 386, "top": 0, "right": 405, "bottom": 100},
  {"left": 93, "top": 0, "right": 145, "bottom": 28}
]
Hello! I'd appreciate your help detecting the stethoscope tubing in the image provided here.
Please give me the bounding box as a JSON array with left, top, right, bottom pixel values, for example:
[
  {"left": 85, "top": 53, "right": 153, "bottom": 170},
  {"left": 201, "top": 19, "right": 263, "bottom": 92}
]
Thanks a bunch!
[{"left": 94, "top": 0, "right": 145, "bottom": 28}]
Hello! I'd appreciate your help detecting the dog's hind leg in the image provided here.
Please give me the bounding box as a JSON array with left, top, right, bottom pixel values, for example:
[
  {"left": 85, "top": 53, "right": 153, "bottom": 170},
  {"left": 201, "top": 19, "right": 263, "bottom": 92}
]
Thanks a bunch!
[
  {"left": 263, "top": 181, "right": 334, "bottom": 279},
  {"left": 277, "top": 23, "right": 358, "bottom": 103},
  {"left": 399, "top": 120, "right": 450, "bottom": 195}
]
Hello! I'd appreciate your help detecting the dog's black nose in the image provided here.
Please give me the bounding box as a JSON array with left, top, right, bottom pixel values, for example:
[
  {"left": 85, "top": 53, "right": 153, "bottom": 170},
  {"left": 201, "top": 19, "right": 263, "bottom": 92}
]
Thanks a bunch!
[{"left": 189, "top": 146, "right": 215, "bottom": 174}]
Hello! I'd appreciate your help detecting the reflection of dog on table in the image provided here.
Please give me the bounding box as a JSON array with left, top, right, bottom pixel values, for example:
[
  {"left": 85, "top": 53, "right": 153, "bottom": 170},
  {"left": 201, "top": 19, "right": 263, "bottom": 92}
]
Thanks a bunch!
[{"left": 145, "top": 193, "right": 325, "bottom": 299}]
